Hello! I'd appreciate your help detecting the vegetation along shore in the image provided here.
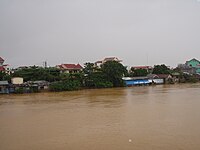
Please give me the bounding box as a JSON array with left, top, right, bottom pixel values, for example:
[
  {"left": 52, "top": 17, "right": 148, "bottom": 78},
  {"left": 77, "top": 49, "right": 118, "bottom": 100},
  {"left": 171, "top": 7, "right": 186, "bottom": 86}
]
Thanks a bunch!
[{"left": 0, "top": 56, "right": 200, "bottom": 94}]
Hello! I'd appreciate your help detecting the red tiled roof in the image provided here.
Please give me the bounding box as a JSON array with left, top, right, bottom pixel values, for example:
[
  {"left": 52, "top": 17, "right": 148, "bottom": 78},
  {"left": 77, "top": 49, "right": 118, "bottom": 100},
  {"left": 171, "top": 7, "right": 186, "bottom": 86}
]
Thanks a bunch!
[
  {"left": 0, "top": 66, "right": 5, "bottom": 71},
  {"left": 58, "top": 64, "right": 83, "bottom": 70},
  {"left": 0, "top": 57, "right": 4, "bottom": 62}
]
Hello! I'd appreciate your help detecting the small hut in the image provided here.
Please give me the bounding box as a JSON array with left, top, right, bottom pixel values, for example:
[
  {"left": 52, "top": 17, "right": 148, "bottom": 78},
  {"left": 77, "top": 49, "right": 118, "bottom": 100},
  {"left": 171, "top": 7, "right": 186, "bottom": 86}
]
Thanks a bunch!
[{"left": 0, "top": 81, "right": 9, "bottom": 94}]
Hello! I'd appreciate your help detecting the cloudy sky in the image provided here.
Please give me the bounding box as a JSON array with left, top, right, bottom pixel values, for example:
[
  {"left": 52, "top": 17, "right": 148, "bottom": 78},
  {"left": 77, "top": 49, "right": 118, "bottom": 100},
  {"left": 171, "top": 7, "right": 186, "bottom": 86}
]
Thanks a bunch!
[{"left": 0, "top": 0, "right": 200, "bottom": 68}]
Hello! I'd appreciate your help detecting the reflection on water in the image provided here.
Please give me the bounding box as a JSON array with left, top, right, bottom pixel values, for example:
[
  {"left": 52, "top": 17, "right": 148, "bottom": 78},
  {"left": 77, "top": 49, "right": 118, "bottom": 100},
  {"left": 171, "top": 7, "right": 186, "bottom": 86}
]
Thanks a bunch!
[{"left": 0, "top": 84, "right": 200, "bottom": 150}]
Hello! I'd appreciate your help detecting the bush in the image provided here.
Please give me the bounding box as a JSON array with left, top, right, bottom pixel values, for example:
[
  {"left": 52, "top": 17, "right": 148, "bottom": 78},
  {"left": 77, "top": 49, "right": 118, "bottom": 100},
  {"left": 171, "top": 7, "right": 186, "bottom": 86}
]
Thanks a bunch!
[
  {"left": 187, "top": 76, "right": 198, "bottom": 83},
  {"left": 49, "top": 80, "right": 81, "bottom": 92},
  {"left": 29, "top": 86, "right": 39, "bottom": 93},
  {"left": 184, "top": 74, "right": 198, "bottom": 83},
  {"left": 95, "top": 81, "right": 113, "bottom": 88},
  {"left": 14, "top": 87, "right": 24, "bottom": 94}
]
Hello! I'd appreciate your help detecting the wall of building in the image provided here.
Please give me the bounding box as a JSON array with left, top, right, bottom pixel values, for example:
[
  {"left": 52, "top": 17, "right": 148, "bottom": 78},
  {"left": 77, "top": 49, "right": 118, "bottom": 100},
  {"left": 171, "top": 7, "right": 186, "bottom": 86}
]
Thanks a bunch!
[
  {"left": 149, "top": 79, "right": 164, "bottom": 84},
  {"left": 0, "top": 86, "right": 9, "bottom": 94},
  {"left": 186, "top": 60, "right": 200, "bottom": 68},
  {"left": 124, "top": 79, "right": 150, "bottom": 86},
  {"left": 11, "top": 77, "right": 23, "bottom": 85}
]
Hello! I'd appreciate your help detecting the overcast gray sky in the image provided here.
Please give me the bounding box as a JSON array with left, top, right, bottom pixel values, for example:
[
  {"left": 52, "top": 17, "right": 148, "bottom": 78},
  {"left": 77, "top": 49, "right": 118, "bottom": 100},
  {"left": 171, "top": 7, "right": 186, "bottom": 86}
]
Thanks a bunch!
[{"left": 0, "top": 0, "right": 200, "bottom": 68}]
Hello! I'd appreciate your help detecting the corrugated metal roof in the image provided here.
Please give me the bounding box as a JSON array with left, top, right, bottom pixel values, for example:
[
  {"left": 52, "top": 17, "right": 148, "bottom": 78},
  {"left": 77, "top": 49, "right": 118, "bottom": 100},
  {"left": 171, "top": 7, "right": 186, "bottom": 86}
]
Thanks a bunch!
[
  {"left": 0, "top": 81, "right": 9, "bottom": 85},
  {"left": 122, "top": 76, "right": 148, "bottom": 80}
]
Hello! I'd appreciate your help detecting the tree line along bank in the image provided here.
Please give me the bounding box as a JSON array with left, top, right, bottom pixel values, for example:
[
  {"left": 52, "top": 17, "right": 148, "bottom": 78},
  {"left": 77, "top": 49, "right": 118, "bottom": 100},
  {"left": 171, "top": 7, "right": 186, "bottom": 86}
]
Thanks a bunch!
[{"left": 0, "top": 61, "right": 199, "bottom": 94}]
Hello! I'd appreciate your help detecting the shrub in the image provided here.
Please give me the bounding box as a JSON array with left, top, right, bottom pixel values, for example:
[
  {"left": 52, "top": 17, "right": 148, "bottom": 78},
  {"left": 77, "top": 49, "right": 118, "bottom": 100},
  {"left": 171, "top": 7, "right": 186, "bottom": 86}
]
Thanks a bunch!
[
  {"left": 49, "top": 80, "right": 81, "bottom": 92},
  {"left": 95, "top": 81, "right": 113, "bottom": 88},
  {"left": 14, "top": 87, "right": 24, "bottom": 94}
]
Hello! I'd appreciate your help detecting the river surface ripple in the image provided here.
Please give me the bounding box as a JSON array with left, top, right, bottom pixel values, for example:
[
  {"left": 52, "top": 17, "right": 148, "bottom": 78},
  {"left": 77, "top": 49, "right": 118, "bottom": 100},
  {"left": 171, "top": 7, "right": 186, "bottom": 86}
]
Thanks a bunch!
[{"left": 0, "top": 84, "right": 200, "bottom": 150}]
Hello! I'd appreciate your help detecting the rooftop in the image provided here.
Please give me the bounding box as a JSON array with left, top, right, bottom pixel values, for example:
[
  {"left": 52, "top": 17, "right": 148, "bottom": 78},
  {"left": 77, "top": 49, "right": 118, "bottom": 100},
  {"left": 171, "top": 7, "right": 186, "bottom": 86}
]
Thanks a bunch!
[
  {"left": 0, "top": 81, "right": 9, "bottom": 85},
  {"left": 0, "top": 57, "right": 4, "bottom": 62},
  {"left": 186, "top": 58, "right": 200, "bottom": 63},
  {"left": 103, "top": 57, "right": 122, "bottom": 62},
  {"left": 157, "top": 74, "right": 171, "bottom": 79},
  {"left": 0, "top": 66, "right": 5, "bottom": 71},
  {"left": 57, "top": 64, "right": 83, "bottom": 70}
]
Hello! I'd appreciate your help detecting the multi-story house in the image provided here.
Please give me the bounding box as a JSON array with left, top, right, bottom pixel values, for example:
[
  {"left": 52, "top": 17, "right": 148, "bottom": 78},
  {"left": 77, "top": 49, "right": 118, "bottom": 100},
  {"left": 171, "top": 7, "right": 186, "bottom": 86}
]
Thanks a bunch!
[
  {"left": 186, "top": 58, "right": 200, "bottom": 74},
  {"left": 95, "top": 57, "right": 122, "bottom": 67},
  {"left": 177, "top": 58, "right": 200, "bottom": 74},
  {"left": 56, "top": 64, "right": 83, "bottom": 73}
]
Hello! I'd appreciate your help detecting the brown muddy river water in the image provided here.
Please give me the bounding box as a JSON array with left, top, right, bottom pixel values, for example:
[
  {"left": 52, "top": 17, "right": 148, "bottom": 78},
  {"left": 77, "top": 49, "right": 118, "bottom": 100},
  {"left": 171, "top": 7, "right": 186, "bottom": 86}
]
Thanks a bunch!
[{"left": 0, "top": 84, "right": 200, "bottom": 150}]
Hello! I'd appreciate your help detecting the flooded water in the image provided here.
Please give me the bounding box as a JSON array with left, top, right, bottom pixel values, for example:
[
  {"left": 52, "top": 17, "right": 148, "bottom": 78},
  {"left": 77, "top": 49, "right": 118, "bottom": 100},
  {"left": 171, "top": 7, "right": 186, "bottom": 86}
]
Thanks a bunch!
[{"left": 0, "top": 84, "right": 200, "bottom": 150}]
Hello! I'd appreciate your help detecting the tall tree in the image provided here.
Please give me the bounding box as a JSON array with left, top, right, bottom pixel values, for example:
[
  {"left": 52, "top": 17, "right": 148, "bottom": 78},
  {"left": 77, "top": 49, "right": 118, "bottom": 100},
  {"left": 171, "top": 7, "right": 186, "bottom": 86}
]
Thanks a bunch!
[
  {"left": 83, "top": 62, "right": 96, "bottom": 75},
  {"left": 129, "top": 68, "right": 148, "bottom": 77},
  {"left": 12, "top": 67, "right": 60, "bottom": 82},
  {"left": 0, "top": 72, "right": 11, "bottom": 81},
  {"left": 152, "top": 64, "right": 171, "bottom": 74},
  {"left": 101, "top": 61, "right": 128, "bottom": 87}
]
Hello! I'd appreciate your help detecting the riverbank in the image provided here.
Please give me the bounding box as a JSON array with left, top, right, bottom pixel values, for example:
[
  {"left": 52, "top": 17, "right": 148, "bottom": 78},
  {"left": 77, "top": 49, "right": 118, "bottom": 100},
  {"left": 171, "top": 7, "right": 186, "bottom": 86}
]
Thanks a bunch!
[{"left": 1, "top": 81, "right": 199, "bottom": 95}]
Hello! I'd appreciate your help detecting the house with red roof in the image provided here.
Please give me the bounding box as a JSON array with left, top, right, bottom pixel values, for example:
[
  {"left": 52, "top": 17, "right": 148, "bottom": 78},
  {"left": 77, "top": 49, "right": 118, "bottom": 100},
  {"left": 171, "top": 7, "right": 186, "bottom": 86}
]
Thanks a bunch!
[
  {"left": 0, "top": 57, "right": 4, "bottom": 66},
  {"left": 0, "top": 56, "right": 11, "bottom": 74},
  {"left": 0, "top": 66, "right": 5, "bottom": 72},
  {"left": 56, "top": 64, "right": 83, "bottom": 73}
]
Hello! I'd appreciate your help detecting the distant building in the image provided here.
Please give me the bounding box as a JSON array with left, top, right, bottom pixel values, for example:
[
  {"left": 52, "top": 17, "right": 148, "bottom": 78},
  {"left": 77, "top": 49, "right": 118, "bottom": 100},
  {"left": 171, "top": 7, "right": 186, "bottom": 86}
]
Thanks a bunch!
[
  {"left": 24, "top": 80, "right": 49, "bottom": 90},
  {"left": 0, "top": 57, "right": 11, "bottom": 74},
  {"left": 156, "top": 74, "right": 173, "bottom": 84},
  {"left": 95, "top": 57, "right": 122, "bottom": 67},
  {"left": 11, "top": 77, "right": 24, "bottom": 85},
  {"left": 186, "top": 58, "right": 200, "bottom": 74},
  {"left": 147, "top": 74, "right": 164, "bottom": 84},
  {"left": 0, "top": 57, "right": 4, "bottom": 66},
  {"left": 56, "top": 64, "right": 83, "bottom": 73},
  {"left": 0, "top": 81, "right": 9, "bottom": 94},
  {"left": 177, "top": 64, "right": 196, "bottom": 75},
  {"left": 0, "top": 66, "right": 5, "bottom": 72},
  {"left": 178, "top": 58, "right": 200, "bottom": 74},
  {"left": 122, "top": 77, "right": 150, "bottom": 86}
]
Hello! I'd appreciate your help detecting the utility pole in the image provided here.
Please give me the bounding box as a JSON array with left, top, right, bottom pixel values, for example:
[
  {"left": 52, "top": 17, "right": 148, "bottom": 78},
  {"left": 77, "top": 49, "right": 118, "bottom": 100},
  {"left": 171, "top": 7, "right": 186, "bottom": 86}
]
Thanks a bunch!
[
  {"left": 43, "top": 61, "right": 47, "bottom": 68},
  {"left": 45, "top": 61, "right": 47, "bottom": 68}
]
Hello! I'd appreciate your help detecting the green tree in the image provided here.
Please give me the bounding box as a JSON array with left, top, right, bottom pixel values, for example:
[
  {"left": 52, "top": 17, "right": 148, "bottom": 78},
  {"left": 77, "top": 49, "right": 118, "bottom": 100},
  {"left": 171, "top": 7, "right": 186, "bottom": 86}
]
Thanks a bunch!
[
  {"left": 85, "top": 71, "right": 113, "bottom": 88},
  {"left": 152, "top": 64, "right": 171, "bottom": 74},
  {"left": 12, "top": 67, "right": 60, "bottom": 82},
  {"left": 101, "top": 61, "right": 128, "bottom": 87},
  {"left": 49, "top": 79, "right": 81, "bottom": 92},
  {"left": 0, "top": 72, "right": 11, "bottom": 82},
  {"left": 83, "top": 62, "right": 97, "bottom": 75},
  {"left": 129, "top": 68, "right": 148, "bottom": 77},
  {"left": 83, "top": 62, "right": 110, "bottom": 88}
]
